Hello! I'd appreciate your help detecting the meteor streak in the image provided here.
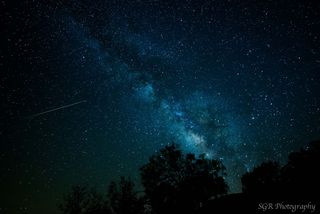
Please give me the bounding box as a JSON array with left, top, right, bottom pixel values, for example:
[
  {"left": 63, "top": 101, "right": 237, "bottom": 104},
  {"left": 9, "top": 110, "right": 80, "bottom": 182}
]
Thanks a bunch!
[{"left": 27, "top": 100, "right": 87, "bottom": 119}]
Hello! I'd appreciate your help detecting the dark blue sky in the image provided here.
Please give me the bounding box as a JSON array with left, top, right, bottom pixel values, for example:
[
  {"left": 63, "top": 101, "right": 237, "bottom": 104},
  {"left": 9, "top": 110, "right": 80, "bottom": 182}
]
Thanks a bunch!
[{"left": 2, "top": 0, "right": 320, "bottom": 213}]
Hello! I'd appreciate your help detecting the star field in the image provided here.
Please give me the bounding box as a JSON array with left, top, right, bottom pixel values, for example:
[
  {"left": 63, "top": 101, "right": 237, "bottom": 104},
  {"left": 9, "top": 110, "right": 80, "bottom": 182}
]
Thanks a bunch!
[{"left": 1, "top": 0, "right": 320, "bottom": 213}]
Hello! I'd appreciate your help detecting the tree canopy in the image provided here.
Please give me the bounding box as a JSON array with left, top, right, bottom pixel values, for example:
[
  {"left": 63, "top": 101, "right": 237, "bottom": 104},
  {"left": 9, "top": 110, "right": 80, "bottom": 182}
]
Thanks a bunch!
[
  {"left": 59, "top": 177, "right": 143, "bottom": 214},
  {"left": 140, "top": 143, "right": 228, "bottom": 214},
  {"left": 241, "top": 140, "right": 320, "bottom": 199},
  {"left": 59, "top": 141, "right": 320, "bottom": 214}
]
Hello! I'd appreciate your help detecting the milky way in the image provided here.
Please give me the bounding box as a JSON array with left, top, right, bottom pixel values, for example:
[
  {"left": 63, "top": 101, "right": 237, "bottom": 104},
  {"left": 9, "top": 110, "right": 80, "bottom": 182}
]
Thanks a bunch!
[{"left": 2, "top": 1, "right": 320, "bottom": 213}]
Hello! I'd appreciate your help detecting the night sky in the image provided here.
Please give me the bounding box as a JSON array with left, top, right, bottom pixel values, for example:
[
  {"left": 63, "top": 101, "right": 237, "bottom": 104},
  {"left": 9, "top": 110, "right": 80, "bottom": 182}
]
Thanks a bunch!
[{"left": 1, "top": 0, "right": 320, "bottom": 213}]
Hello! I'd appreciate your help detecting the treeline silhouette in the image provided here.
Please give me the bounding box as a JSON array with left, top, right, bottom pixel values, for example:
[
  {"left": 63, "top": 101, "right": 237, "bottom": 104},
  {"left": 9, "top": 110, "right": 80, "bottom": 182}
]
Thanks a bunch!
[
  {"left": 242, "top": 140, "right": 320, "bottom": 199},
  {"left": 59, "top": 141, "right": 320, "bottom": 214}
]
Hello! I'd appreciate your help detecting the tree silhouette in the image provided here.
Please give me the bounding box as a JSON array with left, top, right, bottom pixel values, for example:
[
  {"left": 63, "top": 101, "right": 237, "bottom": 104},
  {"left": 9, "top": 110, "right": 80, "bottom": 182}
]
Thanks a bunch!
[
  {"left": 241, "top": 161, "right": 281, "bottom": 196},
  {"left": 59, "top": 140, "right": 320, "bottom": 214},
  {"left": 140, "top": 143, "right": 228, "bottom": 214},
  {"left": 59, "top": 177, "right": 143, "bottom": 214},
  {"left": 281, "top": 140, "right": 320, "bottom": 198},
  {"left": 59, "top": 185, "right": 108, "bottom": 214},
  {"left": 241, "top": 140, "right": 320, "bottom": 200},
  {"left": 107, "top": 177, "right": 144, "bottom": 214}
]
